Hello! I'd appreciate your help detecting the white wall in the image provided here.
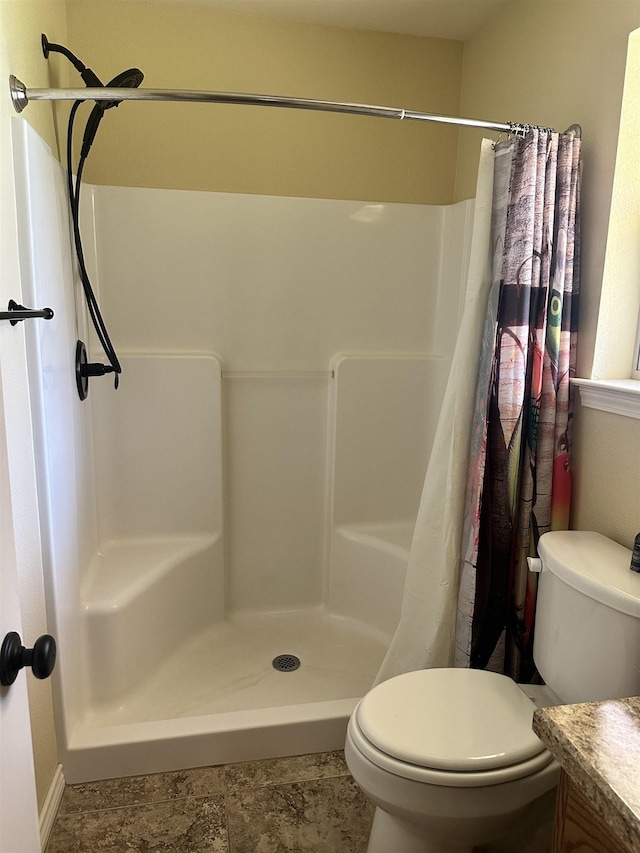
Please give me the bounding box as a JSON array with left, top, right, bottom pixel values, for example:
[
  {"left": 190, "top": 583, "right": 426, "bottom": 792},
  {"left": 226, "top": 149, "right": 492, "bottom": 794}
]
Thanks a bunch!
[
  {"left": 91, "top": 355, "right": 223, "bottom": 540},
  {"left": 330, "top": 355, "right": 446, "bottom": 527},
  {"left": 88, "top": 188, "right": 443, "bottom": 369},
  {"left": 13, "top": 128, "right": 473, "bottom": 782},
  {"left": 80, "top": 188, "right": 474, "bottom": 616},
  {"left": 593, "top": 27, "right": 640, "bottom": 380},
  {"left": 225, "top": 373, "right": 329, "bottom": 611},
  {"left": 0, "top": 0, "right": 69, "bottom": 815},
  {"left": 12, "top": 119, "right": 94, "bottom": 763}
]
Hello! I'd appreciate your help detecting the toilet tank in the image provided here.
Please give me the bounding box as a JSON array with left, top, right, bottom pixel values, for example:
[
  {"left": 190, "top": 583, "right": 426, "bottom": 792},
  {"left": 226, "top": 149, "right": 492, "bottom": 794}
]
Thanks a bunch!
[{"left": 533, "top": 531, "right": 640, "bottom": 704}]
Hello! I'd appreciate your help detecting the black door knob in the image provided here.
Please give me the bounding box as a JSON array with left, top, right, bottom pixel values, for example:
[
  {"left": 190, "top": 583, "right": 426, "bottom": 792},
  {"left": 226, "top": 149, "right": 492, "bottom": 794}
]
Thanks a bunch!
[{"left": 0, "top": 631, "right": 57, "bottom": 686}]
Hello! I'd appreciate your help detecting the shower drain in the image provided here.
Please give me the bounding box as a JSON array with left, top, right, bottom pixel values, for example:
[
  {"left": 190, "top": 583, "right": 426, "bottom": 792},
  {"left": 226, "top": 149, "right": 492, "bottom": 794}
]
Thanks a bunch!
[{"left": 272, "top": 654, "right": 301, "bottom": 672}]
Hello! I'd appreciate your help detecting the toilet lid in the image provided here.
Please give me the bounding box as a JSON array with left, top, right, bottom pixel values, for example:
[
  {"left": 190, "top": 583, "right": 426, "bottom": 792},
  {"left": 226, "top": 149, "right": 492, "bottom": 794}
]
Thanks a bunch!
[{"left": 357, "top": 668, "right": 546, "bottom": 773}]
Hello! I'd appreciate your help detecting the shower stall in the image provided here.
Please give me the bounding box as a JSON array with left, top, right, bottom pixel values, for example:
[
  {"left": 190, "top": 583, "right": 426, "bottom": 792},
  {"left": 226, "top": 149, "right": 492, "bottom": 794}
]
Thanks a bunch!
[{"left": 13, "top": 115, "right": 473, "bottom": 782}]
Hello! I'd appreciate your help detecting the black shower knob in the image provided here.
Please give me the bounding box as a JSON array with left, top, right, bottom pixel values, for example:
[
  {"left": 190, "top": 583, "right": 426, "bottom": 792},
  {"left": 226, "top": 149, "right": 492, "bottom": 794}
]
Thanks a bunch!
[{"left": 0, "top": 631, "right": 57, "bottom": 686}]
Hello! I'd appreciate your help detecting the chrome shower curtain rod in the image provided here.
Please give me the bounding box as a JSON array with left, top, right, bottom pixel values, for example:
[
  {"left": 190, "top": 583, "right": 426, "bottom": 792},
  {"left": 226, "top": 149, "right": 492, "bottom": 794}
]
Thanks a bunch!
[{"left": 9, "top": 74, "right": 534, "bottom": 134}]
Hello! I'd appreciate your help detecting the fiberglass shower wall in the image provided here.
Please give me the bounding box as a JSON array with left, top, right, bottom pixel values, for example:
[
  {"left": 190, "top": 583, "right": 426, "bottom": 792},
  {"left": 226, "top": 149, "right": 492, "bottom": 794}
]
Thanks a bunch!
[
  {"left": 12, "top": 119, "right": 97, "bottom": 743},
  {"left": 83, "top": 186, "right": 472, "bottom": 618},
  {"left": 11, "top": 115, "right": 473, "bottom": 782}
]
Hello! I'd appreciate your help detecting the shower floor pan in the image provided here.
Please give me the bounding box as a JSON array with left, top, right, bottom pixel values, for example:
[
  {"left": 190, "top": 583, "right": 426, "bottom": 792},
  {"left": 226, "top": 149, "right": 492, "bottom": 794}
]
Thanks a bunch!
[{"left": 64, "top": 608, "right": 387, "bottom": 783}]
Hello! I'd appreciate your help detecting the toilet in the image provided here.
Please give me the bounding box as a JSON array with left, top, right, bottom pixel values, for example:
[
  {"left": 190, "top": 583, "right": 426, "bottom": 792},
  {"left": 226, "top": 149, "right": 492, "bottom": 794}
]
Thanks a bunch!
[{"left": 345, "top": 531, "right": 640, "bottom": 853}]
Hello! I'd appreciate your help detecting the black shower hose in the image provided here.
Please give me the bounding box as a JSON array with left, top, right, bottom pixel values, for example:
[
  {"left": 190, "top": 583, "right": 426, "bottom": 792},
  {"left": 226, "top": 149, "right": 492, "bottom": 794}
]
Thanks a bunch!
[{"left": 66, "top": 100, "right": 121, "bottom": 387}]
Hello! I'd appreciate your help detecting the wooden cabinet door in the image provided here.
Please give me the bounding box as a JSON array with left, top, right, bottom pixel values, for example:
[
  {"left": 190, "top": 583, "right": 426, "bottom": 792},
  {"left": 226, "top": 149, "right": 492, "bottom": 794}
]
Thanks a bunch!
[{"left": 552, "top": 770, "right": 632, "bottom": 853}]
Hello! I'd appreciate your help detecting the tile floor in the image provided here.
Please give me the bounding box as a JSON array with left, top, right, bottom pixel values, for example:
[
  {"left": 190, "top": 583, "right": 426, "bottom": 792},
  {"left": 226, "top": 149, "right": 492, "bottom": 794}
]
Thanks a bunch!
[{"left": 46, "top": 751, "right": 375, "bottom": 853}]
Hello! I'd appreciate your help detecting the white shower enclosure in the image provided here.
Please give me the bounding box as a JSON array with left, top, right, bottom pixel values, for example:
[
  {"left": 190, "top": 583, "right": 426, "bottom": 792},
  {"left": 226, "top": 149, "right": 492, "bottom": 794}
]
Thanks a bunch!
[{"left": 13, "top": 118, "right": 473, "bottom": 782}]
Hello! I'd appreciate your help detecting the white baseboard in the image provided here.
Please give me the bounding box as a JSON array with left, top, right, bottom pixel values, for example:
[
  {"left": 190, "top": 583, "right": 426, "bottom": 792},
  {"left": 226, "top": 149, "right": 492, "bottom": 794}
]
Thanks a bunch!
[{"left": 39, "top": 763, "right": 65, "bottom": 851}]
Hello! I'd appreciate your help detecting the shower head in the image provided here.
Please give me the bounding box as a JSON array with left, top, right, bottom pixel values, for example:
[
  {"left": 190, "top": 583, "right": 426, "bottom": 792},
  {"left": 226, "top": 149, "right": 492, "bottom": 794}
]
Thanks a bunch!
[
  {"left": 81, "top": 67, "right": 145, "bottom": 158},
  {"left": 102, "top": 67, "right": 145, "bottom": 109}
]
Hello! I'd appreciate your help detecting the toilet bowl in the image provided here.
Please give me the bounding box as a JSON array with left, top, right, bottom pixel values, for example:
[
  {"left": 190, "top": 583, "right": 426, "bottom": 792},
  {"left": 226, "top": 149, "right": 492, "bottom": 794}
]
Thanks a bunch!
[
  {"left": 345, "top": 668, "right": 558, "bottom": 853},
  {"left": 346, "top": 531, "right": 640, "bottom": 853}
]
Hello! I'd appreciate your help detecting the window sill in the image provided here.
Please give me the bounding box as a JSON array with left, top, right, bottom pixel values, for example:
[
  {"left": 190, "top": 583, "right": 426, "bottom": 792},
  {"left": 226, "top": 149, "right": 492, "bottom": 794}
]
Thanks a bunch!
[{"left": 572, "top": 378, "right": 640, "bottom": 419}]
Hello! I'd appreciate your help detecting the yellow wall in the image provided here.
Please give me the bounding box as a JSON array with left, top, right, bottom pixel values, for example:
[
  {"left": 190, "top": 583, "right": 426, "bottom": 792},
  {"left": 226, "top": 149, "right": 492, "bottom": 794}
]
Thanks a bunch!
[
  {"left": 64, "top": 0, "right": 463, "bottom": 203},
  {"left": 457, "top": 0, "right": 640, "bottom": 549},
  {"left": 456, "top": 0, "right": 640, "bottom": 377},
  {"left": 3, "top": 0, "right": 69, "bottom": 156},
  {"left": 0, "top": 0, "right": 68, "bottom": 813},
  {"left": 572, "top": 404, "right": 640, "bottom": 546}
]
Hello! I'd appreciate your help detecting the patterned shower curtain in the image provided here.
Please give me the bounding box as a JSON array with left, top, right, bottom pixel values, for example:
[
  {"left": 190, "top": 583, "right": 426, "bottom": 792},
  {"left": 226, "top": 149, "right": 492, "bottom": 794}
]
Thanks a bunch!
[{"left": 455, "top": 128, "right": 581, "bottom": 682}]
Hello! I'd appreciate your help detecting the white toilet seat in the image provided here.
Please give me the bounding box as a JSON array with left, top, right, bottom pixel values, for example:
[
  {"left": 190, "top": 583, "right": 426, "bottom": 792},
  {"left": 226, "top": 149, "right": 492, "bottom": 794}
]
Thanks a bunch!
[
  {"left": 351, "top": 668, "right": 554, "bottom": 788},
  {"left": 348, "top": 713, "right": 554, "bottom": 788}
]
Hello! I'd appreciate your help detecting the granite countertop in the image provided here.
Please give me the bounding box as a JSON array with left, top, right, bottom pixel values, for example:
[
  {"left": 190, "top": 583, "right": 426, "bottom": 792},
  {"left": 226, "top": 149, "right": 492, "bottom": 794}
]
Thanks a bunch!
[{"left": 533, "top": 697, "right": 640, "bottom": 851}]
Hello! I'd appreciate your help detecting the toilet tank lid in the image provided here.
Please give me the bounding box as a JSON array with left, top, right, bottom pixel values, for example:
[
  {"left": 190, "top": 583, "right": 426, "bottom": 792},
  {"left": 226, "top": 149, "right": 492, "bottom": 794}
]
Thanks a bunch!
[{"left": 538, "top": 532, "right": 640, "bottom": 617}]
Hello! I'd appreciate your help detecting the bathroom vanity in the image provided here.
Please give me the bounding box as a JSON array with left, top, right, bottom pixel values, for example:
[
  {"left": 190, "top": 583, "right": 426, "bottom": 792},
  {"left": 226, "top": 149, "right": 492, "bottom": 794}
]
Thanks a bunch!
[{"left": 533, "top": 697, "right": 640, "bottom": 852}]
